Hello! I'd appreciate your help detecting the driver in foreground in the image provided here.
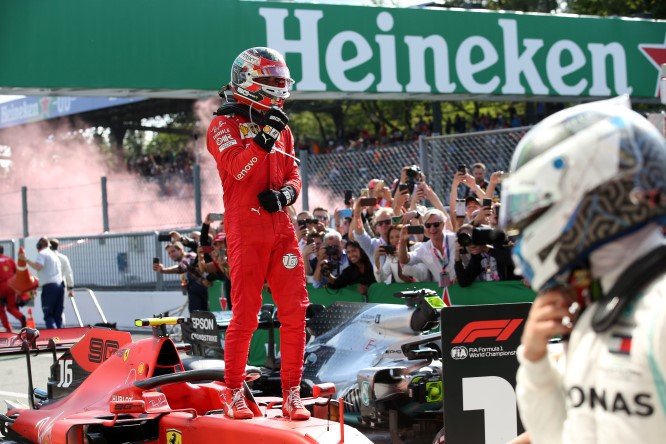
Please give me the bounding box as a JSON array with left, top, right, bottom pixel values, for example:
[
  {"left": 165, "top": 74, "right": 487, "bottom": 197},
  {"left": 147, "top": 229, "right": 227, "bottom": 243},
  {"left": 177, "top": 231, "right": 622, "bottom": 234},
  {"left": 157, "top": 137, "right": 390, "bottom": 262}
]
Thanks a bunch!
[
  {"left": 206, "top": 47, "right": 310, "bottom": 420},
  {"left": 501, "top": 96, "right": 666, "bottom": 443}
]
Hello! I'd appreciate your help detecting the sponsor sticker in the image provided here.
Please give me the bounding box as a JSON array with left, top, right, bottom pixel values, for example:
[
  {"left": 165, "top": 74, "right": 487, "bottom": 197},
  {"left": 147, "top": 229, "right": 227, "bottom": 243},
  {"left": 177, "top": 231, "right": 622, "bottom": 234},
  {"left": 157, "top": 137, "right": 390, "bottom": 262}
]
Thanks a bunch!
[
  {"left": 239, "top": 122, "right": 260, "bottom": 139},
  {"left": 235, "top": 156, "right": 258, "bottom": 180},
  {"left": 361, "top": 381, "right": 371, "bottom": 406},
  {"left": 239, "top": 51, "right": 260, "bottom": 66},
  {"left": 282, "top": 253, "right": 298, "bottom": 269}
]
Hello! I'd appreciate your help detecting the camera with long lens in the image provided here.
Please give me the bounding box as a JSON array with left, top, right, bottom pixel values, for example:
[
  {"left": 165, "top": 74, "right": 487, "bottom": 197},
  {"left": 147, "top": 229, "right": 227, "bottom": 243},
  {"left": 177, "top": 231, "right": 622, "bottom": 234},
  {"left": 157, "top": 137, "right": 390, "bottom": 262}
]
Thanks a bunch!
[
  {"left": 321, "top": 245, "right": 340, "bottom": 275},
  {"left": 457, "top": 226, "right": 506, "bottom": 247}
]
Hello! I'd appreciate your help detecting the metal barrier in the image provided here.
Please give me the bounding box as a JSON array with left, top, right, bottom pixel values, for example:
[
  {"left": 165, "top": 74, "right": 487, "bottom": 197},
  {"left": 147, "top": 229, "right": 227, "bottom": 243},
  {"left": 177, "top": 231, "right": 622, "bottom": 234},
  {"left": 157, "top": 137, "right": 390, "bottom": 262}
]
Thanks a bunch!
[
  {"left": 43, "top": 231, "right": 190, "bottom": 291},
  {"left": 0, "top": 239, "right": 16, "bottom": 259}
]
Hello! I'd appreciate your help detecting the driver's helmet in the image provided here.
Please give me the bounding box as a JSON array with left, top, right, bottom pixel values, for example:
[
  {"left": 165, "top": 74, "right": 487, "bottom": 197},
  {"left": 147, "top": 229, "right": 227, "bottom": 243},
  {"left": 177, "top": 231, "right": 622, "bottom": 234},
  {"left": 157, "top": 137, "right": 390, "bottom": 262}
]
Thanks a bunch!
[
  {"left": 499, "top": 96, "right": 666, "bottom": 291},
  {"left": 230, "top": 47, "right": 293, "bottom": 111}
]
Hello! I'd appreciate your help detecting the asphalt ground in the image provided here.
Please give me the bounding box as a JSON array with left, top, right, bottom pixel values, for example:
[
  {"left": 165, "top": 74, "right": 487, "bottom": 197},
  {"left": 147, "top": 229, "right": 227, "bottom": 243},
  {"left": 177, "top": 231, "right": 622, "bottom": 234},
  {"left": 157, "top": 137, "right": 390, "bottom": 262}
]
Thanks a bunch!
[{"left": 0, "top": 330, "right": 394, "bottom": 443}]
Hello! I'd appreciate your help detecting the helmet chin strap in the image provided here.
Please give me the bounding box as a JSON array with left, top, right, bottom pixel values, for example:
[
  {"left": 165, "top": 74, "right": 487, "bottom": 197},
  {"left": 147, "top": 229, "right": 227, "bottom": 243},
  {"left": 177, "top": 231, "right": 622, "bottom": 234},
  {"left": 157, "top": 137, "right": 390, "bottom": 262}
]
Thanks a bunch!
[{"left": 220, "top": 98, "right": 300, "bottom": 165}]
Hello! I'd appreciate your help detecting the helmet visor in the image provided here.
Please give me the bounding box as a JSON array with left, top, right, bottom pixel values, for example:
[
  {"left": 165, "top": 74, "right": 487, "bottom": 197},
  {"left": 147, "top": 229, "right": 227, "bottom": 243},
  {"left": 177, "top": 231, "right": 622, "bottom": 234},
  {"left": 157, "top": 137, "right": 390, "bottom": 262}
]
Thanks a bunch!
[
  {"left": 499, "top": 181, "right": 554, "bottom": 233},
  {"left": 249, "top": 66, "right": 294, "bottom": 88}
]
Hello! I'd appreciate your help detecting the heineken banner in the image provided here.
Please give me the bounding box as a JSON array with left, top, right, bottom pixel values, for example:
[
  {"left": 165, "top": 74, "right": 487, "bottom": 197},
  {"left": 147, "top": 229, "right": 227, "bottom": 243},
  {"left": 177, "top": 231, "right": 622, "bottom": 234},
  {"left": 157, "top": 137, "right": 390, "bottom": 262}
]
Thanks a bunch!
[
  {"left": 0, "top": 0, "right": 664, "bottom": 102},
  {"left": 441, "top": 303, "right": 532, "bottom": 444}
]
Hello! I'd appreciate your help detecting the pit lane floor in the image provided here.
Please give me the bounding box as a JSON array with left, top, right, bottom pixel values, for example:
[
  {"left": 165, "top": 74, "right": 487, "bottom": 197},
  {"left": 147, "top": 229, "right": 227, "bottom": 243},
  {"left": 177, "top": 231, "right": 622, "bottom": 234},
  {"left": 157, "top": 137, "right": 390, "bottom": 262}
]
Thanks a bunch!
[{"left": 0, "top": 331, "right": 393, "bottom": 443}]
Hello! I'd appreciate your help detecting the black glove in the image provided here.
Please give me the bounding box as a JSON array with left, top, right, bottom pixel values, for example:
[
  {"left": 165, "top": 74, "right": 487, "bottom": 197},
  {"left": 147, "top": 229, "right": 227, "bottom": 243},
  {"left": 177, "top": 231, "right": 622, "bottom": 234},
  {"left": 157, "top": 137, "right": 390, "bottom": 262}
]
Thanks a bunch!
[
  {"left": 257, "top": 185, "right": 298, "bottom": 213},
  {"left": 254, "top": 106, "right": 289, "bottom": 152}
]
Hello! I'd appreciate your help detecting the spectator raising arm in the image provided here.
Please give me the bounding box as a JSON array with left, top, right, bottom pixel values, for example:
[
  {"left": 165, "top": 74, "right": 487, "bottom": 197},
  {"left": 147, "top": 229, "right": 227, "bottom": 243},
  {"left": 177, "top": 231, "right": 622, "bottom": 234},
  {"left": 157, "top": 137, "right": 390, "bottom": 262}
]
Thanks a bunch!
[
  {"left": 421, "top": 182, "right": 454, "bottom": 232},
  {"left": 484, "top": 171, "right": 503, "bottom": 200}
]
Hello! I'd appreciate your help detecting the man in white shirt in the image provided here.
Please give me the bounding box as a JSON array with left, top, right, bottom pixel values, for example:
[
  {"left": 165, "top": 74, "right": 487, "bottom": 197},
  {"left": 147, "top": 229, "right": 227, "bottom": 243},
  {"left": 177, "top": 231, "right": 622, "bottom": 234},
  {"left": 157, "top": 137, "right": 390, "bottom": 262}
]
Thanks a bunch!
[
  {"left": 50, "top": 239, "right": 74, "bottom": 298},
  {"left": 20, "top": 237, "right": 63, "bottom": 328},
  {"left": 398, "top": 209, "right": 456, "bottom": 285}
]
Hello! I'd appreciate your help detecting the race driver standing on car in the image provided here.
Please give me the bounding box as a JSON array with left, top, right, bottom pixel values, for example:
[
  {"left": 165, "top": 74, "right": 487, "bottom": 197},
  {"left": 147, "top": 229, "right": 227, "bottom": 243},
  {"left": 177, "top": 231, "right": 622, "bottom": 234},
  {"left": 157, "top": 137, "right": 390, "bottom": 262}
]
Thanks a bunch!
[
  {"left": 206, "top": 47, "right": 310, "bottom": 420},
  {"left": 500, "top": 96, "right": 666, "bottom": 444}
]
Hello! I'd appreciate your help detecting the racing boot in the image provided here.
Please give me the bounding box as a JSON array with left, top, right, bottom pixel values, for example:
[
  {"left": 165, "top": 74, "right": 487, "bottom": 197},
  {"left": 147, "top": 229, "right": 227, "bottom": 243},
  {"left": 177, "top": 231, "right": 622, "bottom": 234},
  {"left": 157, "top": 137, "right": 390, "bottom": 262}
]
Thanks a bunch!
[
  {"left": 221, "top": 387, "right": 253, "bottom": 419},
  {"left": 282, "top": 386, "right": 310, "bottom": 420}
]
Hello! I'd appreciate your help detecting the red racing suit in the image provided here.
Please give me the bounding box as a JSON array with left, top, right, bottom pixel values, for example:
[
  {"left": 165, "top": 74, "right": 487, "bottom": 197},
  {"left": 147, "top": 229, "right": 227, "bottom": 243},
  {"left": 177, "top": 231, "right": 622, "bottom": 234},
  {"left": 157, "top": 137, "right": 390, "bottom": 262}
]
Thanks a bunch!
[
  {"left": 0, "top": 254, "right": 22, "bottom": 332},
  {"left": 206, "top": 110, "right": 309, "bottom": 390}
]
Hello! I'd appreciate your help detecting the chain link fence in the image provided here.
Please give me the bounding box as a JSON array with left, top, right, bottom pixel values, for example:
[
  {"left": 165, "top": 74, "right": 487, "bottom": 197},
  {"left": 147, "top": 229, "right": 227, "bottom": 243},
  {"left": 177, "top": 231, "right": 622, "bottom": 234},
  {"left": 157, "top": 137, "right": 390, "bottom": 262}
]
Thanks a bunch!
[
  {"left": 1, "top": 126, "right": 529, "bottom": 241},
  {"left": 302, "top": 126, "right": 530, "bottom": 202}
]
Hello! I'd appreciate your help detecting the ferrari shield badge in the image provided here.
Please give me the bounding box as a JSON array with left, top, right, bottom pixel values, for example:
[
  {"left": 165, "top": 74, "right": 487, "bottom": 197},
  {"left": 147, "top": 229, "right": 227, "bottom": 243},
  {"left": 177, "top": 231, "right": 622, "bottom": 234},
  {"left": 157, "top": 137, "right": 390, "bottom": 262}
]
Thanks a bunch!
[{"left": 166, "top": 428, "right": 182, "bottom": 444}]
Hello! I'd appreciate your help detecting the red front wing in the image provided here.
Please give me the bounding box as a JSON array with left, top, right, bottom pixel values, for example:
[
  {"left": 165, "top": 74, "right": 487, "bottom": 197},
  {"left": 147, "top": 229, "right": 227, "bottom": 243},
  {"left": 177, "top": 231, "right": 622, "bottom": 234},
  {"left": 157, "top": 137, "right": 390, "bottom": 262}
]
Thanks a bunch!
[{"left": 4, "top": 328, "right": 372, "bottom": 444}]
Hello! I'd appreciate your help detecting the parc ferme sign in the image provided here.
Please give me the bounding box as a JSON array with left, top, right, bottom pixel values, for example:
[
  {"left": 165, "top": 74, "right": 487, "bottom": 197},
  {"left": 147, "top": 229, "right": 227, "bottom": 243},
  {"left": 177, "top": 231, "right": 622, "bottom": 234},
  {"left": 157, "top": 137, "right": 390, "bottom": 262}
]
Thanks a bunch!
[{"left": 441, "top": 303, "right": 531, "bottom": 444}]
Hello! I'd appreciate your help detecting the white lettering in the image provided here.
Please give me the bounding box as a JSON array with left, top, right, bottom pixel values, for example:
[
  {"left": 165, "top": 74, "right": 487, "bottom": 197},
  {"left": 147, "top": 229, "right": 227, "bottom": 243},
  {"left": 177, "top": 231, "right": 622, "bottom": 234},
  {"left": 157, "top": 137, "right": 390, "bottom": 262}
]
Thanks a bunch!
[
  {"left": 236, "top": 156, "right": 258, "bottom": 180},
  {"left": 192, "top": 317, "right": 215, "bottom": 330},
  {"left": 547, "top": 40, "right": 587, "bottom": 95},
  {"left": 260, "top": 8, "right": 326, "bottom": 91},
  {"left": 499, "top": 19, "right": 548, "bottom": 95},
  {"left": 56, "top": 97, "right": 73, "bottom": 113},
  {"left": 327, "top": 31, "right": 374, "bottom": 91},
  {"left": 0, "top": 101, "right": 40, "bottom": 125},
  {"left": 215, "top": 134, "right": 234, "bottom": 146},
  {"left": 375, "top": 12, "right": 401, "bottom": 92},
  {"left": 404, "top": 35, "right": 456, "bottom": 93},
  {"left": 218, "top": 140, "right": 234, "bottom": 152},
  {"left": 259, "top": 8, "right": 632, "bottom": 100},
  {"left": 456, "top": 36, "right": 500, "bottom": 93},
  {"left": 588, "top": 42, "right": 632, "bottom": 96}
]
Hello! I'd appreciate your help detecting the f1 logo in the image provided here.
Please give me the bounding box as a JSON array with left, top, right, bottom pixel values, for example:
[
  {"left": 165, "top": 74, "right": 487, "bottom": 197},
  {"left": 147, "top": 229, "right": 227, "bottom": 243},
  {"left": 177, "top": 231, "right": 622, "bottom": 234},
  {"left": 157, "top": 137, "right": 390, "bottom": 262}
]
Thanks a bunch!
[{"left": 452, "top": 319, "right": 524, "bottom": 343}]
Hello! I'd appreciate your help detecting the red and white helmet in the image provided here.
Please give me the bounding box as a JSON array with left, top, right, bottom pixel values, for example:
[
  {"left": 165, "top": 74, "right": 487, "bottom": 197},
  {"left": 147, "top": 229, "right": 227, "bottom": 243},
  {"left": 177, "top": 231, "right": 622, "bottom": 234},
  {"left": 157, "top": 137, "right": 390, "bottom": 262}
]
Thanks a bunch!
[{"left": 230, "top": 47, "right": 294, "bottom": 110}]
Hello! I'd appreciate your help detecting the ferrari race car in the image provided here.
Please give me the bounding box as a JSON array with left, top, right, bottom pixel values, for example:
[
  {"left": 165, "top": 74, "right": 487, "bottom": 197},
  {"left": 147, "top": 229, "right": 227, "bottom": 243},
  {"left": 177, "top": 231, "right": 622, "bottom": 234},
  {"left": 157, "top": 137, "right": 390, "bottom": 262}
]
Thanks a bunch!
[
  {"left": 182, "top": 289, "right": 446, "bottom": 444},
  {"left": 0, "top": 318, "right": 373, "bottom": 444}
]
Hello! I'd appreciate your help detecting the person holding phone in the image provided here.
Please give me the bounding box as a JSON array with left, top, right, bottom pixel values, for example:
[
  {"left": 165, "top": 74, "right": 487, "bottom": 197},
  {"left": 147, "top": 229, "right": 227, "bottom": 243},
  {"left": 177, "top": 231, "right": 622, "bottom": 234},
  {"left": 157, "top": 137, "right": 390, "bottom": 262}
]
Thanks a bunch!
[
  {"left": 449, "top": 170, "right": 486, "bottom": 231},
  {"left": 398, "top": 209, "right": 456, "bottom": 286},
  {"left": 324, "top": 239, "right": 376, "bottom": 295},
  {"left": 470, "top": 198, "right": 494, "bottom": 227},
  {"left": 374, "top": 225, "right": 422, "bottom": 284},
  {"left": 351, "top": 199, "right": 394, "bottom": 271}
]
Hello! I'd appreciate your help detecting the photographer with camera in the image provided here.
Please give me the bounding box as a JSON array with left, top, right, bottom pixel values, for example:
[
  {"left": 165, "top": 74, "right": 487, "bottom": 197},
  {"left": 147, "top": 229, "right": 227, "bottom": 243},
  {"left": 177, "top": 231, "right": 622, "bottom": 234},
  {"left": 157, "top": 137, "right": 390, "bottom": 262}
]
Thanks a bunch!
[
  {"left": 454, "top": 224, "right": 519, "bottom": 287},
  {"left": 312, "top": 231, "right": 349, "bottom": 289},
  {"left": 301, "top": 230, "right": 324, "bottom": 283},
  {"left": 323, "top": 239, "right": 376, "bottom": 295},
  {"left": 198, "top": 231, "right": 232, "bottom": 310},
  {"left": 153, "top": 241, "right": 210, "bottom": 312},
  {"left": 398, "top": 209, "right": 457, "bottom": 285}
]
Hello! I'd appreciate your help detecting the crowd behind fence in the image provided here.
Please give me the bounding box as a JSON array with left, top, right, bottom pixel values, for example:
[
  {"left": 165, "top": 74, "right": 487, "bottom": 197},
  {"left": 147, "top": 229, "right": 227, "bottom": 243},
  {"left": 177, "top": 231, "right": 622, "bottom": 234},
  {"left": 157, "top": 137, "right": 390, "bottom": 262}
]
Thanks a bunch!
[{"left": 1, "top": 126, "right": 529, "bottom": 286}]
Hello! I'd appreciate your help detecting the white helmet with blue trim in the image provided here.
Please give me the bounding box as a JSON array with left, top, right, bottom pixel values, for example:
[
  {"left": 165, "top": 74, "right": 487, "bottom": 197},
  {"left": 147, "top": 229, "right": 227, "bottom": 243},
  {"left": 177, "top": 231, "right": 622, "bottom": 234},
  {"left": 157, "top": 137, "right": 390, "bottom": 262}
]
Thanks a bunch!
[{"left": 500, "top": 96, "right": 666, "bottom": 291}]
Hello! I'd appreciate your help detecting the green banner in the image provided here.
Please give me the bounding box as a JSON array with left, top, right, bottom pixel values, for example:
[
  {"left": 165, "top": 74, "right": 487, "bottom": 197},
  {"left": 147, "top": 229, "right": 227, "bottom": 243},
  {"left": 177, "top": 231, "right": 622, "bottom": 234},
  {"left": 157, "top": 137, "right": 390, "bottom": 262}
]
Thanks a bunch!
[{"left": 0, "top": 0, "right": 664, "bottom": 101}]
